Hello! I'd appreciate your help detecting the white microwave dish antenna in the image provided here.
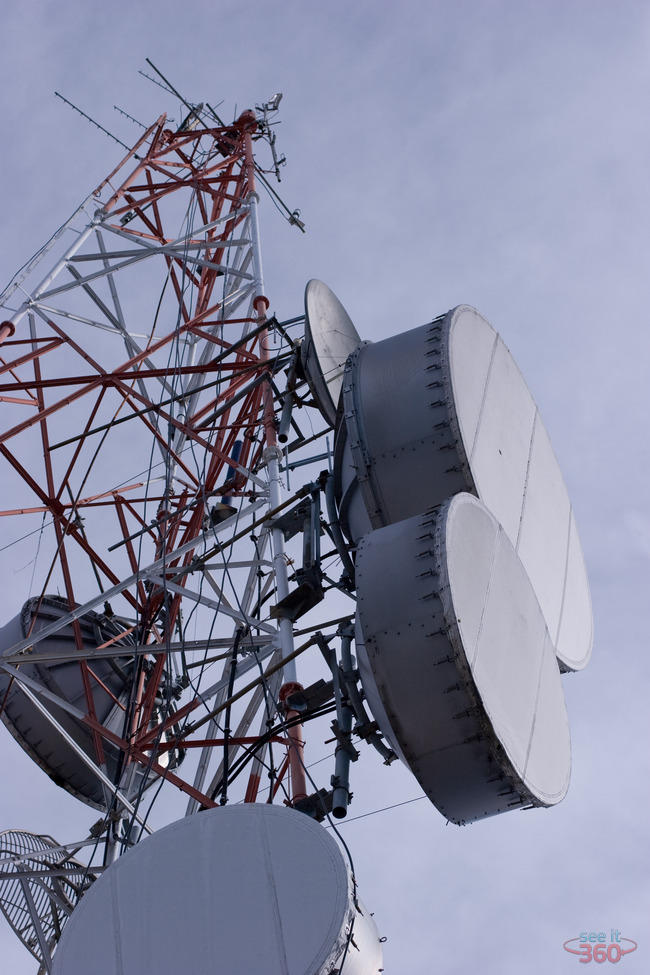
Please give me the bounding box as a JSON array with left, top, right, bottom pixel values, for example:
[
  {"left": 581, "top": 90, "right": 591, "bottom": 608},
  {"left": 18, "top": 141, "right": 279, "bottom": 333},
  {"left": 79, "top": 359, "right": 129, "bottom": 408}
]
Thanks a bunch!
[
  {"left": 52, "top": 804, "right": 384, "bottom": 975},
  {"left": 355, "top": 492, "right": 571, "bottom": 824},
  {"left": 302, "top": 279, "right": 362, "bottom": 426},
  {"left": 335, "top": 305, "right": 592, "bottom": 672}
]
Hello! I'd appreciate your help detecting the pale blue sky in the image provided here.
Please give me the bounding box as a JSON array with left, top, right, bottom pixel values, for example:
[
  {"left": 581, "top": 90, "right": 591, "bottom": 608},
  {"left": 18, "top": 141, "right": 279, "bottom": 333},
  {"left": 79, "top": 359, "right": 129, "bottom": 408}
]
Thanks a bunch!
[{"left": 0, "top": 2, "right": 648, "bottom": 972}]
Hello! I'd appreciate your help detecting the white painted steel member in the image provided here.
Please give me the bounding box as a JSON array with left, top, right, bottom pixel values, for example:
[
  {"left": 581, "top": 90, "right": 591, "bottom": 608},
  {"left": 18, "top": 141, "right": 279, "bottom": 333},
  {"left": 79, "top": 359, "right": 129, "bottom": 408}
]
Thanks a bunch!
[{"left": 244, "top": 129, "right": 297, "bottom": 683}]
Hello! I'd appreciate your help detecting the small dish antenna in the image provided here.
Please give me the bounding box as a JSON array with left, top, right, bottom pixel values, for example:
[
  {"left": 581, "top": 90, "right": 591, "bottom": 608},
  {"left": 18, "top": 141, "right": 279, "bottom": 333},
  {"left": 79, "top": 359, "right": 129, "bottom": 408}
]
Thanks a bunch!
[
  {"left": 302, "top": 279, "right": 362, "bottom": 426},
  {"left": 0, "top": 829, "right": 98, "bottom": 972}
]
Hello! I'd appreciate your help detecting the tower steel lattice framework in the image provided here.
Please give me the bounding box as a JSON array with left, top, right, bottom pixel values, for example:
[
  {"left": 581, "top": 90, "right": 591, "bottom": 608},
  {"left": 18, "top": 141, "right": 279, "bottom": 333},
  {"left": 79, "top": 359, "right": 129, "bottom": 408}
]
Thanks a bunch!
[{"left": 0, "top": 107, "right": 317, "bottom": 833}]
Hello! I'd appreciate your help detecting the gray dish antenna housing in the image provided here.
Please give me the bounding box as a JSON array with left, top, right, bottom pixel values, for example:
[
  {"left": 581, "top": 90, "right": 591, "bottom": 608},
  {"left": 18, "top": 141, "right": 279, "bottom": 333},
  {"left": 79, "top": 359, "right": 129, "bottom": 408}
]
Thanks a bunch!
[
  {"left": 355, "top": 493, "right": 571, "bottom": 824},
  {"left": 0, "top": 596, "right": 179, "bottom": 809},
  {"left": 335, "top": 305, "right": 592, "bottom": 673}
]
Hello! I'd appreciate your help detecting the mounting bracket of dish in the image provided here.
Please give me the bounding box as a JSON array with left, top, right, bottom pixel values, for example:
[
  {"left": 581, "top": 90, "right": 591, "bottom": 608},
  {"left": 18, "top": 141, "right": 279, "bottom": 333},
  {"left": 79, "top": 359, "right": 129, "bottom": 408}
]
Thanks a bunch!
[{"left": 269, "top": 487, "right": 325, "bottom": 622}]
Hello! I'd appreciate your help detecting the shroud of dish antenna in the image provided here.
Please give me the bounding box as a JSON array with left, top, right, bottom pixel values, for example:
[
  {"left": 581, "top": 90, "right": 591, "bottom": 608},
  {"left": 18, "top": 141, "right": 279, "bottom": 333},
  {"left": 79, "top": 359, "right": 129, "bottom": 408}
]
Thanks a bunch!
[{"left": 0, "top": 81, "right": 592, "bottom": 974}]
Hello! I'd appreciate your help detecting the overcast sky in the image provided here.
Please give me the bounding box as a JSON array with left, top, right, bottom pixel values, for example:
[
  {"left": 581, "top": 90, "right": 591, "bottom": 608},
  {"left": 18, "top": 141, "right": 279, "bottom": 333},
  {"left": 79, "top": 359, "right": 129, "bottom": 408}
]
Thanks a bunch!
[{"left": 1, "top": 2, "right": 649, "bottom": 972}]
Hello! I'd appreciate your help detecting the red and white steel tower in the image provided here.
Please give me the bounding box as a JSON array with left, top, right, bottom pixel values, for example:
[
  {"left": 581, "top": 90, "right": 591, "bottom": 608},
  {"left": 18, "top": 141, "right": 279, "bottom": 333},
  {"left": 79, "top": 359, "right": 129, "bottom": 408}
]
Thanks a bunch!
[{"left": 0, "top": 101, "right": 319, "bottom": 848}]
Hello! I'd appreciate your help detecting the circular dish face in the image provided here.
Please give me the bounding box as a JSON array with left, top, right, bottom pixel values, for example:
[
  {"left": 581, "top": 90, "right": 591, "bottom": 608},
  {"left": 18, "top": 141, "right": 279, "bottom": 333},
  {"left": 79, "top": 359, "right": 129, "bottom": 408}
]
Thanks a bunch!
[
  {"left": 302, "top": 279, "right": 361, "bottom": 426},
  {"left": 52, "top": 804, "right": 383, "bottom": 975},
  {"left": 355, "top": 493, "right": 571, "bottom": 825},
  {"left": 335, "top": 305, "right": 592, "bottom": 672}
]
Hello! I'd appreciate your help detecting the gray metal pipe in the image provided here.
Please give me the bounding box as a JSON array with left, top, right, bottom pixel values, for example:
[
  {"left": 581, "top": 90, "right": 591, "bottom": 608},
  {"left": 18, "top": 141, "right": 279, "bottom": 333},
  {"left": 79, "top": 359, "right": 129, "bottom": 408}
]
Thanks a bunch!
[
  {"left": 324, "top": 473, "right": 355, "bottom": 587},
  {"left": 278, "top": 349, "right": 300, "bottom": 443},
  {"left": 331, "top": 625, "right": 356, "bottom": 818}
]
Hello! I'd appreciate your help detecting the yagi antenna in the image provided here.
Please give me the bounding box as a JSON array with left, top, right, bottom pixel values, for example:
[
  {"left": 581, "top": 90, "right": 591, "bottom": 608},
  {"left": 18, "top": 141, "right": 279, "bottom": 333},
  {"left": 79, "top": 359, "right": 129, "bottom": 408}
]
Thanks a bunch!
[
  {"left": 145, "top": 58, "right": 192, "bottom": 109},
  {"left": 143, "top": 58, "right": 306, "bottom": 232},
  {"left": 114, "top": 105, "right": 147, "bottom": 130},
  {"left": 137, "top": 67, "right": 177, "bottom": 98},
  {"left": 145, "top": 57, "right": 207, "bottom": 124},
  {"left": 54, "top": 91, "right": 135, "bottom": 155}
]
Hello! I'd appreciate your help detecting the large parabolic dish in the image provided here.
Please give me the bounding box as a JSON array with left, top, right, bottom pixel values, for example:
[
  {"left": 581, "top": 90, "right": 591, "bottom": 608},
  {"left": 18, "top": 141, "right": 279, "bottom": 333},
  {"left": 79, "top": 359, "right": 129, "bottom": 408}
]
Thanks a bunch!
[
  {"left": 335, "top": 304, "right": 592, "bottom": 672},
  {"left": 52, "top": 804, "right": 384, "bottom": 975},
  {"left": 302, "top": 279, "right": 362, "bottom": 426},
  {"left": 355, "top": 493, "right": 571, "bottom": 825}
]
